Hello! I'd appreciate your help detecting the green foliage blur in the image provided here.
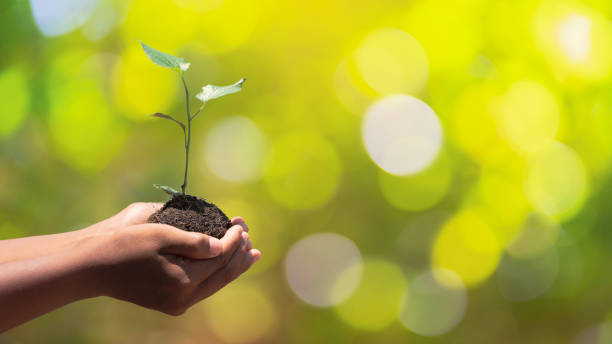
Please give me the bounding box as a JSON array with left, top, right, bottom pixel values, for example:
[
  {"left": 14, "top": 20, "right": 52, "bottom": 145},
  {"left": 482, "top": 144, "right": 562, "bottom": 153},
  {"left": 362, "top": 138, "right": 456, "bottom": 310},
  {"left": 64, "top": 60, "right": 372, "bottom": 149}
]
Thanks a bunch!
[{"left": 2, "top": 0, "right": 612, "bottom": 342}]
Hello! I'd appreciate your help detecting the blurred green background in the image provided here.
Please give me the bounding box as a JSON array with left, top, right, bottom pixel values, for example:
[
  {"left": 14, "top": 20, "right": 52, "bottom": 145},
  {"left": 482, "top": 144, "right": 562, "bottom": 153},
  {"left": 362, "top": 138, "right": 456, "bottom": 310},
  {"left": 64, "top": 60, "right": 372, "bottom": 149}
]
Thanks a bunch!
[{"left": 2, "top": 0, "right": 612, "bottom": 342}]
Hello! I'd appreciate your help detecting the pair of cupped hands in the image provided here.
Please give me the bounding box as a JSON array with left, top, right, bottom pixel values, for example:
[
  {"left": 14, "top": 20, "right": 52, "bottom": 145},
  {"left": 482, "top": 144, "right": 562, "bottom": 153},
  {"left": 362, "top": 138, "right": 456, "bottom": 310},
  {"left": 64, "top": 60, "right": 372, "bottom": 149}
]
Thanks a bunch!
[
  {"left": 0, "top": 202, "right": 260, "bottom": 332},
  {"left": 91, "top": 202, "right": 261, "bottom": 314}
]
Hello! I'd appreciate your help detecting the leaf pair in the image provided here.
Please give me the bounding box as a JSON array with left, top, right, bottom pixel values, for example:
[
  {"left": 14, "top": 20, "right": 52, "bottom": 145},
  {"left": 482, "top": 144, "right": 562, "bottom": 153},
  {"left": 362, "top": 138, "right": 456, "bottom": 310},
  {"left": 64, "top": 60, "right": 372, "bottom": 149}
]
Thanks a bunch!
[
  {"left": 141, "top": 41, "right": 246, "bottom": 129},
  {"left": 140, "top": 41, "right": 246, "bottom": 103}
]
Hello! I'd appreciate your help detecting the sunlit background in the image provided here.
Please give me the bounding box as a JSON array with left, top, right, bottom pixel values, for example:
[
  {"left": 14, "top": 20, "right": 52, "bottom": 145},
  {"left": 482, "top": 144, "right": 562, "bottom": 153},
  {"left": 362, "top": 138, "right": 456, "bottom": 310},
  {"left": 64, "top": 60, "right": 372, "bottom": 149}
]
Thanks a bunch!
[{"left": 2, "top": 0, "right": 612, "bottom": 342}]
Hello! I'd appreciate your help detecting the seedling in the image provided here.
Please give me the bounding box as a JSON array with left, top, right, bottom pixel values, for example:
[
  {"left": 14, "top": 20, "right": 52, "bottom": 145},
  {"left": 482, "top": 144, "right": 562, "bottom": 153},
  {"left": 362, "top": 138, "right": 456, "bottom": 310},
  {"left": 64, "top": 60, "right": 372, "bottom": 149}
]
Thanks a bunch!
[{"left": 140, "top": 41, "right": 245, "bottom": 238}]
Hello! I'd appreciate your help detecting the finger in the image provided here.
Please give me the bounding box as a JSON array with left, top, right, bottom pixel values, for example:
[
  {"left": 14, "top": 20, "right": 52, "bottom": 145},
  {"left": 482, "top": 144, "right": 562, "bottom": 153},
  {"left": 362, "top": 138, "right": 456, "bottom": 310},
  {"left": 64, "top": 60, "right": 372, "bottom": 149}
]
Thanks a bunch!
[
  {"left": 231, "top": 217, "right": 249, "bottom": 232},
  {"left": 183, "top": 226, "right": 244, "bottom": 283},
  {"left": 193, "top": 248, "right": 261, "bottom": 305},
  {"left": 240, "top": 248, "right": 260, "bottom": 272},
  {"left": 156, "top": 225, "right": 223, "bottom": 259},
  {"left": 190, "top": 234, "right": 251, "bottom": 303},
  {"left": 249, "top": 249, "right": 261, "bottom": 264},
  {"left": 242, "top": 232, "right": 253, "bottom": 251},
  {"left": 119, "top": 202, "right": 164, "bottom": 225}
]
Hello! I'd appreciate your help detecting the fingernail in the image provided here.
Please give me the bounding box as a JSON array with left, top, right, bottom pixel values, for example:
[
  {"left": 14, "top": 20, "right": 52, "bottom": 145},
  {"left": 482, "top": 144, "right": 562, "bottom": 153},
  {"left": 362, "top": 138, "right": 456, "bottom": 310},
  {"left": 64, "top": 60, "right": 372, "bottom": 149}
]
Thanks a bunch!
[
  {"left": 242, "top": 232, "right": 249, "bottom": 240},
  {"left": 209, "top": 238, "right": 223, "bottom": 256}
]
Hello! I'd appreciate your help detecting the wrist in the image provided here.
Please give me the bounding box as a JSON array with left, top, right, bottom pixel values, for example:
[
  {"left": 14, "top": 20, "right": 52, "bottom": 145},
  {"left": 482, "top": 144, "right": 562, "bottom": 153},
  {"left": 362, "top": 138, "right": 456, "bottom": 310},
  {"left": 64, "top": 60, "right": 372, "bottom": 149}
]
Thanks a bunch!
[{"left": 65, "top": 232, "right": 111, "bottom": 299}]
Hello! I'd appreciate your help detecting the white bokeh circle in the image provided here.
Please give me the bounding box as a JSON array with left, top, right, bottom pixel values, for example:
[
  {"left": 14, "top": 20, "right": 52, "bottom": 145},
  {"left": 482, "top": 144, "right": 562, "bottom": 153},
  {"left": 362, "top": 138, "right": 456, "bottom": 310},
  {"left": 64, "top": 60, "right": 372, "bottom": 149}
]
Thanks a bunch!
[
  {"left": 204, "top": 116, "right": 268, "bottom": 183},
  {"left": 399, "top": 269, "right": 467, "bottom": 336},
  {"left": 363, "top": 95, "right": 443, "bottom": 175},
  {"left": 285, "top": 233, "right": 362, "bottom": 307},
  {"left": 30, "top": 0, "right": 98, "bottom": 37}
]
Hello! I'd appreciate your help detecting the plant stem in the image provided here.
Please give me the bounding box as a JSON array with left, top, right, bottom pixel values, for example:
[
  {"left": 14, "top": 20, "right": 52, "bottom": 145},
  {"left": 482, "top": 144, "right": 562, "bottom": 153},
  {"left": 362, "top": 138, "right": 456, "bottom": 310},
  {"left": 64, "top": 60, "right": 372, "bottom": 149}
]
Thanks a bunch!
[{"left": 180, "top": 72, "right": 191, "bottom": 195}]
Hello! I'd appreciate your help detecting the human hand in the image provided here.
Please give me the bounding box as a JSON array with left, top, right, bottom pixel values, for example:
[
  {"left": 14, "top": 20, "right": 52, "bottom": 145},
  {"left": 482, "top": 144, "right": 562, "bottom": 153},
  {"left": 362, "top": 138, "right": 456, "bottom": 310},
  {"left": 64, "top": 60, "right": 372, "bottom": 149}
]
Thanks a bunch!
[
  {"left": 86, "top": 219, "right": 260, "bottom": 315},
  {"left": 0, "top": 203, "right": 260, "bottom": 331}
]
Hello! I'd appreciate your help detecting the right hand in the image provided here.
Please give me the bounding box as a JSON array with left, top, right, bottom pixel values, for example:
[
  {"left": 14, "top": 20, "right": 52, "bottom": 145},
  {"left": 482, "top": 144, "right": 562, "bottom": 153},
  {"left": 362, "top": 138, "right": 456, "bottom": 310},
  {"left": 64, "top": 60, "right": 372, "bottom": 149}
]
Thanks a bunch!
[{"left": 85, "top": 221, "right": 260, "bottom": 315}]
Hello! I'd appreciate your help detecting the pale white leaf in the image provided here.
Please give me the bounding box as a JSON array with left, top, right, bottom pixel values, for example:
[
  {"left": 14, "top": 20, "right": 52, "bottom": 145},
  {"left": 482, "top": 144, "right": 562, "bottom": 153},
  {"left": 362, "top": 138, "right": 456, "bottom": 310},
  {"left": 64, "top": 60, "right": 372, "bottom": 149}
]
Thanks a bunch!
[{"left": 196, "top": 78, "right": 246, "bottom": 103}]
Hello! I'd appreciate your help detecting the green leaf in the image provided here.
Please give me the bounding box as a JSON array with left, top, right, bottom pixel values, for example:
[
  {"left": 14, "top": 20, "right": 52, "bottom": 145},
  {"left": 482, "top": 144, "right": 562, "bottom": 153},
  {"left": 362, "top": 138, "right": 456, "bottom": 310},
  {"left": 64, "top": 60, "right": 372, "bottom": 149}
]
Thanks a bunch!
[
  {"left": 153, "top": 184, "right": 181, "bottom": 196},
  {"left": 196, "top": 78, "right": 246, "bottom": 103},
  {"left": 140, "top": 41, "right": 190, "bottom": 71},
  {"left": 151, "top": 113, "right": 185, "bottom": 132}
]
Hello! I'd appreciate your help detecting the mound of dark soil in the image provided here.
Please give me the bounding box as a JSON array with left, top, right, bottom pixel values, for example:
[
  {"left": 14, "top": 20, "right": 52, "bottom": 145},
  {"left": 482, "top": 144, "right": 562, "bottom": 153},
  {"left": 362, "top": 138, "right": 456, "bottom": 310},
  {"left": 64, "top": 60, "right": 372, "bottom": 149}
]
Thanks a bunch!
[{"left": 148, "top": 194, "right": 232, "bottom": 239}]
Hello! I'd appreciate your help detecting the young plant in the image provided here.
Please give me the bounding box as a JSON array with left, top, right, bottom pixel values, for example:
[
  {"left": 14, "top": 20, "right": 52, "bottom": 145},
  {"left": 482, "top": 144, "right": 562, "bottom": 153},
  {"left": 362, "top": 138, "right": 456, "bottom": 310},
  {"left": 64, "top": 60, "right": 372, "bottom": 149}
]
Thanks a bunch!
[{"left": 140, "top": 41, "right": 246, "bottom": 196}]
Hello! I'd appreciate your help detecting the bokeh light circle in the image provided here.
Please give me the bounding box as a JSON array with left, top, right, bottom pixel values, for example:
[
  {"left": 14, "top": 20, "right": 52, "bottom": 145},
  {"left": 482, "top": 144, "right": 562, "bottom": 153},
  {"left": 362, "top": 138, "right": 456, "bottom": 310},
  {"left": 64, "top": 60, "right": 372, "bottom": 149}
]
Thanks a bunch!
[
  {"left": 354, "top": 28, "right": 429, "bottom": 96},
  {"left": 30, "top": 0, "right": 98, "bottom": 37},
  {"left": 558, "top": 14, "right": 592, "bottom": 63},
  {"left": 0, "top": 66, "right": 29, "bottom": 138},
  {"left": 173, "top": 0, "right": 224, "bottom": 13},
  {"left": 533, "top": 1, "right": 612, "bottom": 81},
  {"left": 469, "top": 173, "right": 531, "bottom": 246},
  {"left": 432, "top": 209, "right": 501, "bottom": 287},
  {"left": 396, "top": 211, "right": 450, "bottom": 268},
  {"left": 193, "top": 0, "right": 259, "bottom": 54},
  {"left": 285, "top": 233, "right": 362, "bottom": 307},
  {"left": 450, "top": 83, "right": 503, "bottom": 164},
  {"left": 48, "top": 52, "right": 126, "bottom": 172},
  {"left": 334, "top": 259, "right": 407, "bottom": 331},
  {"left": 498, "top": 80, "right": 560, "bottom": 154},
  {"left": 497, "top": 246, "right": 559, "bottom": 302},
  {"left": 333, "top": 58, "right": 374, "bottom": 116},
  {"left": 506, "top": 213, "right": 560, "bottom": 259},
  {"left": 524, "top": 141, "right": 589, "bottom": 220},
  {"left": 363, "top": 95, "right": 443, "bottom": 175},
  {"left": 213, "top": 198, "right": 282, "bottom": 276},
  {"left": 203, "top": 282, "right": 277, "bottom": 343},
  {"left": 122, "top": 0, "right": 198, "bottom": 50},
  {"left": 402, "top": 0, "right": 481, "bottom": 72},
  {"left": 264, "top": 131, "right": 341, "bottom": 210},
  {"left": 204, "top": 116, "right": 268, "bottom": 183},
  {"left": 572, "top": 322, "right": 612, "bottom": 344},
  {"left": 378, "top": 155, "right": 452, "bottom": 211},
  {"left": 399, "top": 269, "right": 467, "bottom": 336},
  {"left": 111, "top": 47, "right": 178, "bottom": 120}
]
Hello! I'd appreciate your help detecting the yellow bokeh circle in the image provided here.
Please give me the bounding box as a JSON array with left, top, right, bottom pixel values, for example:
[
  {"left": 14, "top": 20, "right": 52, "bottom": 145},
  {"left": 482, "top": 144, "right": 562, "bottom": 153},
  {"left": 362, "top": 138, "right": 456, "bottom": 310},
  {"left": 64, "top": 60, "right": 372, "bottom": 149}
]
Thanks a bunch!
[
  {"left": 122, "top": 0, "right": 198, "bottom": 50},
  {"left": 524, "top": 141, "right": 589, "bottom": 221},
  {"left": 432, "top": 209, "right": 502, "bottom": 287},
  {"left": 263, "top": 131, "right": 341, "bottom": 210},
  {"left": 47, "top": 52, "right": 126, "bottom": 172},
  {"left": 378, "top": 154, "right": 452, "bottom": 212},
  {"left": 334, "top": 259, "right": 407, "bottom": 331},
  {"left": 203, "top": 282, "right": 277, "bottom": 344},
  {"left": 354, "top": 27, "right": 429, "bottom": 96},
  {"left": 214, "top": 198, "right": 281, "bottom": 275},
  {"left": 450, "top": 82, "right": 504, "bottom": 164},
  {"left": 0, "top": 66, "right": 29, "bottom": 138},
  {"left": 403, "top": 0, "right": 483, "bottom": 72},
  {"left": 192, "top": 0, "right": 259, "bottom": 54},
  {"left": 111, "top": 47, "right": 178, "bottom": 120},
  {"left": 497, "top": 80, "right": 560, "bottom": 154},
  {"left": 467, "top": 172, "right": 531, "bottom": 246}
]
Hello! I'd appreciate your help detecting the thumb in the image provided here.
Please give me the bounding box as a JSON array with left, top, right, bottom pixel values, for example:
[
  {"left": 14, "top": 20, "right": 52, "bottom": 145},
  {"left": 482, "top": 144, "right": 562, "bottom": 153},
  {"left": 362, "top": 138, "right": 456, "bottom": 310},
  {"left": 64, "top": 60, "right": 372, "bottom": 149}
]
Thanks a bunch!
[{"left": 156, "top": 225, "right": 223, "bottom": 259}]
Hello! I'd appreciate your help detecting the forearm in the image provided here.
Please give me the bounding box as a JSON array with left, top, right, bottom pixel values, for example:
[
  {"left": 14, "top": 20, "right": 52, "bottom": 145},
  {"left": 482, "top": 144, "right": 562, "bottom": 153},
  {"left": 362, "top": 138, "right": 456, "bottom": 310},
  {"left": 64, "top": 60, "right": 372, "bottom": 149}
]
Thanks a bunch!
[
  {"left": 0, "top": 239, "right": 100, "bottom": 332},
  {"left": 0, "top": 228, "right": 92, "bottom": 264}
]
